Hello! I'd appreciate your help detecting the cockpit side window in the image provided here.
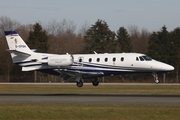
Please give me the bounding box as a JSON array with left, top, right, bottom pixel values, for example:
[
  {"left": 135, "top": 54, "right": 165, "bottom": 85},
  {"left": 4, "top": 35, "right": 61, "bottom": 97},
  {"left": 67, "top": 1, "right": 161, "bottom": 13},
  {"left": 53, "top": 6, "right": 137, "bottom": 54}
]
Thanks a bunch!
[
  {"left": 139, "top": 57, "right": 144, "bottom": 61},
  {"left": 136, "top": 57, "right": 139, "bottom": 61},
  {"left": 142, "top": 56, "right": 152, "bottom": 61}
]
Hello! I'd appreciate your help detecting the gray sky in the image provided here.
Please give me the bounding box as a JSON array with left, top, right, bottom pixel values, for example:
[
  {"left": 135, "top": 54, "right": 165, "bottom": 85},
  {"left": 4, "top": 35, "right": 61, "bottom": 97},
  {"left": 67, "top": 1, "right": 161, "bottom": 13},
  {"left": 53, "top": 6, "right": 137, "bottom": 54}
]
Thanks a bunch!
[{"left": 0, "top": 0, "right": 180, "bottom": 32}]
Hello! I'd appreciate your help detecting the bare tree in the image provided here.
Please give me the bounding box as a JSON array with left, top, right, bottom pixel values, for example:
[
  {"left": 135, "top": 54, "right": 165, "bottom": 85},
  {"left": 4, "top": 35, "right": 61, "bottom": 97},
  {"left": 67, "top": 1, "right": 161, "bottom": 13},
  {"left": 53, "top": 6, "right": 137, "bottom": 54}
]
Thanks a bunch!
[
  {"left": 128, "top": 25, "right": 150, "bottom": 53},
  {"left": 45, "top": 19, "right": 84, "bottom": 54},
  {"left": 140, "top": 28, "right": 150, "bottom": 53},
  {"left": 45, "top": 19, "right": 76, "bottom": 36},
  {"left": 0, "top": 16, "right": 21, "bottom": 36},
  {"left": 0, "top": 16, "right": 21, "bottom": 82},
  {"left": 45, "top": 19, "right": 60, "bottom": 36},
  {"left": 78, "top": 21, "right": 90, "bottom": 37}
]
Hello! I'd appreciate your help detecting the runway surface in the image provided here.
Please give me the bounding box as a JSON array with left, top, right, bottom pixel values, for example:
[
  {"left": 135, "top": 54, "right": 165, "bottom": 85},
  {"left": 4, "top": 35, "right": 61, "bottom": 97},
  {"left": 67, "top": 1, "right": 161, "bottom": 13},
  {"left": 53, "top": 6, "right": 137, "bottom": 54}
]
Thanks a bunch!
[{"left": 0, "top": 94, "right": 180, "bottom": 105}]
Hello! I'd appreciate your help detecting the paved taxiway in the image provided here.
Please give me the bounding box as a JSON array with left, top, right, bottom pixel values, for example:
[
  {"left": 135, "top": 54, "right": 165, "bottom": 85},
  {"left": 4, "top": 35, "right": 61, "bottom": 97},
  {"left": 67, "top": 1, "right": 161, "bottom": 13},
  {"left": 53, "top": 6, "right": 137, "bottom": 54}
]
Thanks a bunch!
[{"left": 0, "top": 94, "right": 180, "bottom": 105}]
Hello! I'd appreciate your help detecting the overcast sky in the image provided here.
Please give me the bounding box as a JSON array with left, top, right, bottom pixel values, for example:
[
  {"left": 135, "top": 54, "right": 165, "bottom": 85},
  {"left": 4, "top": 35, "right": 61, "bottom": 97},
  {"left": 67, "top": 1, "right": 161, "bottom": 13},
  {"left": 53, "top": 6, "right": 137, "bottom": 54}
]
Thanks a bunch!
[{"left": 0, "top": 0, "right": 180, "bottom": 32}]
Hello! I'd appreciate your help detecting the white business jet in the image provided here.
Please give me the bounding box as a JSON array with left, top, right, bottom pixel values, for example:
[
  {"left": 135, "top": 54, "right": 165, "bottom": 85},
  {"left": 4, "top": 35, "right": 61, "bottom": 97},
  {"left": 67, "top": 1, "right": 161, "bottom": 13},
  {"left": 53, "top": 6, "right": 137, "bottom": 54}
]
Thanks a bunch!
[{"left": 4, "top": 31, "right": 174, "bottom": 87}]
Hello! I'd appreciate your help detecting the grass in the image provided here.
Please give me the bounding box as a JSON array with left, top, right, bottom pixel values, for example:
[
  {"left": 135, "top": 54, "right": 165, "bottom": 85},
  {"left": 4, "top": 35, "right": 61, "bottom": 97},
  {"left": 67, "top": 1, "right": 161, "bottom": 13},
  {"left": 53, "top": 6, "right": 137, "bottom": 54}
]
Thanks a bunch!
[
  {"left": 0, "top": 104, "right": 180, "bottom": 120},
  {"left": 0, "top": 84, "right": 180, "bottom": 120},
  {"left": 0, "top": 84, "right": 180, "bottom": 94}
]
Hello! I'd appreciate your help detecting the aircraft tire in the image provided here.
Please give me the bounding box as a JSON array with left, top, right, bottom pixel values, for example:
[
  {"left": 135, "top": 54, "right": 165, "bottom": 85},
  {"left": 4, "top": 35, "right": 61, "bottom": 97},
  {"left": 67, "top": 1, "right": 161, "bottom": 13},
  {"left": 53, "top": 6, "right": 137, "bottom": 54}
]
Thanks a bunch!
[
  {"left": 92, "top": 80, "right": 99, "bottom": 86},
  {"left": 76, "top": 81, "right": 83, "bottom": 87},
  {"left": 155, "top": 80, "right": 159, "bottom": 84}
]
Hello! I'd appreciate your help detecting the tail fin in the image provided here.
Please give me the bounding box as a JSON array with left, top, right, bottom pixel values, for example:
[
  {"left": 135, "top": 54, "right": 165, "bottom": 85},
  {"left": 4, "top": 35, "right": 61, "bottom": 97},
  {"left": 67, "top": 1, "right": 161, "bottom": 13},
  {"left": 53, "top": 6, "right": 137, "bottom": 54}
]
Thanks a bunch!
[{"left": 4, "top": 31, "right": 33, "bottom": 63}]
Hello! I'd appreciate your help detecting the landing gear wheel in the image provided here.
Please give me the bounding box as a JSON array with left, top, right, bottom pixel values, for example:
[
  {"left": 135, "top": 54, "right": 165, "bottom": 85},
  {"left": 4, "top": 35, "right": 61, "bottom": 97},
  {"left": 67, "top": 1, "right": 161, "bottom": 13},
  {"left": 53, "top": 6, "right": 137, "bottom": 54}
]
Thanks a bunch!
[
  {"left": 152, "top": 72, "right": 159, "bottom": 84},
  {"left": 155, "top": 80, "right": 159, "bottom": 84},
  {"left": 92, "top": 78, "right": 99, "bottom": 86},
  {"left": 76, "top": 81, "right": 83, "bottom": 87}
]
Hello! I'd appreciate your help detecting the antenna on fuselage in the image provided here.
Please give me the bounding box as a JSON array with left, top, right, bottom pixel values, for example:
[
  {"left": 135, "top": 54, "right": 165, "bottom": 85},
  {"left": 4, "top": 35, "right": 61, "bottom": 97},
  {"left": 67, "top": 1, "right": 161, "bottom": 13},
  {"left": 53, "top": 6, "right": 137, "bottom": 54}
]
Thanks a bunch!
[{"left": 93, "top": 51, "right": 97, "bottom": 54}]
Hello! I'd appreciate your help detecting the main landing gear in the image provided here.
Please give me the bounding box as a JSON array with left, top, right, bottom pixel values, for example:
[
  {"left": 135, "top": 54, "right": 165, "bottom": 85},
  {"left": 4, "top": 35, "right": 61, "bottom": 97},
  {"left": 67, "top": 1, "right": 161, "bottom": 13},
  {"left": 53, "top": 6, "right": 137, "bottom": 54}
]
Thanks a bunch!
[
  {"left": 92, "top": 78, "right": 99, "bottom": 86},
  {"left": 76, "top": 78, "right": 100, "bottom": 87},
  {"left": 76, "top": 79, "right": 83, "bottom": 87},
  {"left": 152, "top": 72, "right": 159, "bottom": 84}
]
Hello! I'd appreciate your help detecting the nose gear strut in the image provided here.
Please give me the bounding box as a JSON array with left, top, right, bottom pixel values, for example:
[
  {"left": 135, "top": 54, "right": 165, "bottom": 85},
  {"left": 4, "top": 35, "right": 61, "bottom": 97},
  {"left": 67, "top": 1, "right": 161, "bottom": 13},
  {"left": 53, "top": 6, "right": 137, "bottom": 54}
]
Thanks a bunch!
[{"left": 152, "top": 72, "right": 159, "bottom": 84}]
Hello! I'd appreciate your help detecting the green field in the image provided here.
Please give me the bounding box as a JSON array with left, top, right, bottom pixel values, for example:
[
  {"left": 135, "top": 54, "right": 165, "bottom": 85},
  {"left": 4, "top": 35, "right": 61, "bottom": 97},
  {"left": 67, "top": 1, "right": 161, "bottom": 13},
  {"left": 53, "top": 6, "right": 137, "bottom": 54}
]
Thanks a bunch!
[
  {"left": 0, "top": 84, "right": 180, "bottom": 120},
  {"left": 0, "top": 84, "right": 180, "bottom": 94},
  {"left": 0, "top": 104, "right": 180, "bottom": 120}
]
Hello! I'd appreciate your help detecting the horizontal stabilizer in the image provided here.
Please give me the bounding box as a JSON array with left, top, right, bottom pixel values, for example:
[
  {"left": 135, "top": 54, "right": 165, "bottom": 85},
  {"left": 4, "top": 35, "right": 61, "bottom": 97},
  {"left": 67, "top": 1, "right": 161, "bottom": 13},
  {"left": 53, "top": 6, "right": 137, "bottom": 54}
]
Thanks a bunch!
[
  {"left": 31, "top": 49, "right": 37, "bottom": 52},
  {"left": 7, "top": 49, "right": 31, "bottom": 56},
  {"left": 22, "top": 67, "right": 39, "bottom": 71}
]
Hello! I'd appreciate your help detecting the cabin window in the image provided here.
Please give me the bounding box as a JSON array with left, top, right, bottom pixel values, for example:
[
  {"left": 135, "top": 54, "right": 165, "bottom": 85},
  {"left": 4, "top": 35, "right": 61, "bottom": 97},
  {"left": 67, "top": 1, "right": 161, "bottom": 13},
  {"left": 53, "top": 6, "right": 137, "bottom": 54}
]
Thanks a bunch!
[
  {"left": 105, "top": 58, "right": 108, "bottom": 62},
  {"left": 121, "top": 57, "right": 124, "bottom": 61},
  {"left": 89, "top": 58, "right": 92, "bottom": 62},
  {"left": 136, "top": 57, "right": 139, "bottom": 61},
  {"left": 113, "top": 57, "right": 116, "bottom": 62},
  {"left": 79, "top": 58, "right": 82, "bottom": 62},
  {"left": 97, "top": 58, "right": 100, "bottom": 62}
]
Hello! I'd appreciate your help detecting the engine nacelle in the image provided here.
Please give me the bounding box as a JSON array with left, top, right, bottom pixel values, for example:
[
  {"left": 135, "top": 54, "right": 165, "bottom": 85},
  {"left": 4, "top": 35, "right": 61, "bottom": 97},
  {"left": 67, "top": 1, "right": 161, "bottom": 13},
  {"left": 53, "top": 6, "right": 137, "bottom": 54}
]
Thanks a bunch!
[{"left": 47, "top": 55, "right": 73, "bottom": 67}]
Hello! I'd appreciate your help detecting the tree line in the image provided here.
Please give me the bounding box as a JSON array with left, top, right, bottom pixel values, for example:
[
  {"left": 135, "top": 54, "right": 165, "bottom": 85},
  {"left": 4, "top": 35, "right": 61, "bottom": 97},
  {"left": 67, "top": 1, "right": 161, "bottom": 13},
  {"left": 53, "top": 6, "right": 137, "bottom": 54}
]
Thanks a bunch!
[{"left": 0, "top": 16, "right": 179, "bottom": 83}]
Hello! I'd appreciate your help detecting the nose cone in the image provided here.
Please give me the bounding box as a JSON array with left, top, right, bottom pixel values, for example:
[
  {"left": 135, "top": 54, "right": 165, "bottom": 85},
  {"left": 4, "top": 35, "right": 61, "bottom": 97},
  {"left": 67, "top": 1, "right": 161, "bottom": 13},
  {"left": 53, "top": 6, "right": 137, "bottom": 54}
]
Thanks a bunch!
[
  {"left": 157, "top": 62, "right": 174, "bottom": 71},
  {"left": 152, "top": 61, "right": 174, "bottom": 71},
  {"left": 164, "top": 64, "right": 174, "bottom": 71}
]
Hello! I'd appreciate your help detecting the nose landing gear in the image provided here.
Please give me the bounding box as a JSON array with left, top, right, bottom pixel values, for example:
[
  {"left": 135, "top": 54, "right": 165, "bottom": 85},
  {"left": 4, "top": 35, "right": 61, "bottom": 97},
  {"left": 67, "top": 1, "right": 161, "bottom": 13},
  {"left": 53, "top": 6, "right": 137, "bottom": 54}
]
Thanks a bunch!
[{"left": 152, "top": 72, "right": 159, "bottom": 84}]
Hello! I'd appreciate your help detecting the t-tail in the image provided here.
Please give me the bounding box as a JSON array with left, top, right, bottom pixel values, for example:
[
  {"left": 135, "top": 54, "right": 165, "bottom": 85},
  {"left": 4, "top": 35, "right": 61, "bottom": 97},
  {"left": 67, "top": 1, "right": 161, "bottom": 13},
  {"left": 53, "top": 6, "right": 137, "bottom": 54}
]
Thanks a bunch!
[{"left": 4, "top": 31, "right": 33, "bottom": 63}]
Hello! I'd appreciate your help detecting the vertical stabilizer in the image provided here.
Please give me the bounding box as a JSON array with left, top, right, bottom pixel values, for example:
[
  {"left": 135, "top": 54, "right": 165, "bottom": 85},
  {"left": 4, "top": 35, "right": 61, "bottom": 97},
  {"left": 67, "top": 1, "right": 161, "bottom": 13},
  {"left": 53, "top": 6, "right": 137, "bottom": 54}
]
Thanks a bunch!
[
  {"left": 4, "top": 31, "right": 32, "bottom": 55},
  {"left": 4, "top": 31, "right": 33, "bottom": 63}
]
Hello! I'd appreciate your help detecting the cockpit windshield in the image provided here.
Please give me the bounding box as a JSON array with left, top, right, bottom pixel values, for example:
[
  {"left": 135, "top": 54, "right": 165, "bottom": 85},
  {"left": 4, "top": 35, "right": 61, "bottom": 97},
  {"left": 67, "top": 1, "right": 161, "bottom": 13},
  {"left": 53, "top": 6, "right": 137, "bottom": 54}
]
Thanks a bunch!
[{"left": 141, "top": 56, "right": 152, "bottom": 61}]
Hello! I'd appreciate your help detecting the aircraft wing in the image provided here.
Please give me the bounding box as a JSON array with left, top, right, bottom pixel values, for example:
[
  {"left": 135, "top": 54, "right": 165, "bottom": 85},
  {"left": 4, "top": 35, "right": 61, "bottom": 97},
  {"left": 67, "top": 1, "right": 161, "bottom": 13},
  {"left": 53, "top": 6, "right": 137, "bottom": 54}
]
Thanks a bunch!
[
  {"left": 38, "top": 69, "right": 104, "bottom": 80},
  {"left": 59, "top": 69, "right": 104, "bottom": 80}
]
